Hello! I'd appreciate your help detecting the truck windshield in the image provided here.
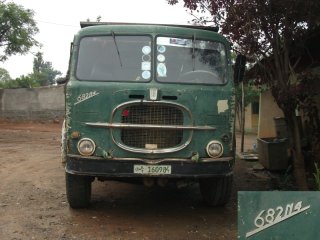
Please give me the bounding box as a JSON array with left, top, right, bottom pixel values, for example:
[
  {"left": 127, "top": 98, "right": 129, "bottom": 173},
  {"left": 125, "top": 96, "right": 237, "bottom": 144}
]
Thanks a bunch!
[
  {"left": 76, "top": 35, "right": 227, "bottom": 84},
  {"left": 156, "top": 37, "right": 227, "bottom": 84},
  {"left": 76, "top": 35, "right": 152, "bottom": 81}
]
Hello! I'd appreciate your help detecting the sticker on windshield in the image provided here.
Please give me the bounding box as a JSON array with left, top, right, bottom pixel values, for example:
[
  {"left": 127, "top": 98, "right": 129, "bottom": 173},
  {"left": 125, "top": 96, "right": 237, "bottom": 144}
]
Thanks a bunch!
[
  {"left": 170, "top": 38, "right": 188, "bottom": 46},
  {"left": 142, "top": 46, "right": 151, "bottom": 55},
  {"left": 141, "top": 61, "right": 151, "bottom": 71},
  {"left": 157, "top": 54, "right": 165, "bottom": 62},
  {"left": 142, "top": 71, "right": 151, "bottom": 80},
  {"left": 142, "top": 54, "right": 151, "bottom": 62},
  {"left": 157, "top": 63, "right": 167, "bottom": 77},
  {"left": 157, "top": 45, "right": 166, "bottom": 53}
]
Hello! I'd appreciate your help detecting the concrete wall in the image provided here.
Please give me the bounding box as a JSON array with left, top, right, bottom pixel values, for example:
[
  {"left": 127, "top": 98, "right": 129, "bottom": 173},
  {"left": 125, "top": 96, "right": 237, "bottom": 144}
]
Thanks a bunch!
[{"left": 0, "top": 85, "right": 65, "bottom": 122}]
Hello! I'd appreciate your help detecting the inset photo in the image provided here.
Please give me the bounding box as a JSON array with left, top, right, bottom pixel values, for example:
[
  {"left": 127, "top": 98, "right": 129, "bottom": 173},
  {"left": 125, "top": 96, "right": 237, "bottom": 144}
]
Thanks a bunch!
[{"left": 238, "top": 191, "right": 320, "bottom": 240}]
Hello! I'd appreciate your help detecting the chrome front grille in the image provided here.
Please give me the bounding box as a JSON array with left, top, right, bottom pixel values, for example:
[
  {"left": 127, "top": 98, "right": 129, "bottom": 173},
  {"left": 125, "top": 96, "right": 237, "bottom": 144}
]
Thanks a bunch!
[{"left": 120, "top": 104, "right": 184, "bottom": 149}]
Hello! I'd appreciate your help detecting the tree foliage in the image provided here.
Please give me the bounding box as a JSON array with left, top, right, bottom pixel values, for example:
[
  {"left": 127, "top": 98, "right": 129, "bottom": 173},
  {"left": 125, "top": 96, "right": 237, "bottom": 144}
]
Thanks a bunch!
[
  {"left": 14, "top": 75, "right": 40, "bottom": 88},
  {"left": 0, "top": 73, "right": 40, "bottom": 89},
  {"left": 0, "top": 1, "right": 39, "bottom": 61},
  {"left": 0, "top": 67, "right": 11, "bottom": 81},
  {"left": 168, "top": 0, "right": 320, "bottom": 59},
  {"left": 31, "top": 52, "right": 62, "bottom": 86},
  {"left": 0, "top": 52, "right": 62, "bottom": 89},
  {"left": 0, "top": 67, "right": 12, "bottom": 88},
  {"left": 168, "top": 0, "right": 320, "bottom": 189}
]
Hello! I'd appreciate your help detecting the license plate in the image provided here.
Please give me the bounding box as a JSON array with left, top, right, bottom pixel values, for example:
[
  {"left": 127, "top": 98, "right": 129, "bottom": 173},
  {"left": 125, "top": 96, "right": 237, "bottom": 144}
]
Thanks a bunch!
[{"left": 133, "top": 165, "right": 171, "bottom": 175}]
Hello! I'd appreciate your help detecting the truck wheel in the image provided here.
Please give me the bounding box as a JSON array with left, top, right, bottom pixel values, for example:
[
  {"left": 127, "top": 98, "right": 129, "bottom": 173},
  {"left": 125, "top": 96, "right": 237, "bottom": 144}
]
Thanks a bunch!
[
  {"left": 66, "top": 172, "right": 92, "bottom": 209},
  {"left": 199, "top": 175, "right": 233, "bottom": 207}
]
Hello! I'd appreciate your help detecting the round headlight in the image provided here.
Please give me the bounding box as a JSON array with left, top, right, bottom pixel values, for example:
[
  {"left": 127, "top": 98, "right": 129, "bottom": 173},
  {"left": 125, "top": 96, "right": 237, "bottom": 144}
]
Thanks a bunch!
[
  {"left": 206, "top": 141, "right": 223, "bottom": 158},
  {"left": 77, "top": 138, "right": 96, "bottom": 156}
]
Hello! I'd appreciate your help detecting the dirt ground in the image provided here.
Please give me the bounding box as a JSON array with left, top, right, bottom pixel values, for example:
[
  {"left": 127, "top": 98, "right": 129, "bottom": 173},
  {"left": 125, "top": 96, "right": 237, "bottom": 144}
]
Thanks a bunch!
[{"left": 0, "top": 122, "right": 270, "bottom": 240}]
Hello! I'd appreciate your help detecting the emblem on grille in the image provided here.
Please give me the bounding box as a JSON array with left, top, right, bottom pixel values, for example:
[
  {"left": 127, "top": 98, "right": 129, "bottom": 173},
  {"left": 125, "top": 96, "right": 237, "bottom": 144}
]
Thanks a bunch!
[{"left": 149, "top": 88, "right": 158, "bottom": 101}]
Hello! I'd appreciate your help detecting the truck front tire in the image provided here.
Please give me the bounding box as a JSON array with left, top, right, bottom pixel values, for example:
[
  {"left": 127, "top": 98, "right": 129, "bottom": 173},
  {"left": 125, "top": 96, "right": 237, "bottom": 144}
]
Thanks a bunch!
[
  {"left": 66, "top": 172, "right": 92, "bottom": 209},
  {"left": 199, "top": 175, "right": 233, "bottom": 207}
]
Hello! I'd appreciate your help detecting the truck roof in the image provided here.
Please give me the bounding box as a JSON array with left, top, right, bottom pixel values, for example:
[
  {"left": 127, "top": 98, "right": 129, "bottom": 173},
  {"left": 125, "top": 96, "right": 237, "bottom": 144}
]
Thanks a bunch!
[{"left": 80, "top": 22, "right": 219, "bottom": 32}]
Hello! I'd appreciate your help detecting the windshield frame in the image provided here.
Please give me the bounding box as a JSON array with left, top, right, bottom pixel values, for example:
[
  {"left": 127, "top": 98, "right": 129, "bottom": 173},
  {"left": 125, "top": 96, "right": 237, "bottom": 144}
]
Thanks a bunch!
[{"left": 74, "top": 33, "right": 229, "bottom": 85}]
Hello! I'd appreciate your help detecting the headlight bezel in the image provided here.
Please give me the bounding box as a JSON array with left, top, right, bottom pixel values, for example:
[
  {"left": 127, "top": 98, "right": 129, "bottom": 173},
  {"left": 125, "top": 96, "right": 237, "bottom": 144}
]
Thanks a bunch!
[
  {"left": 206, "top": 140, "right": 224, "bottom": 158},
  {"left": 77, "top": 138, "right": 96, "bottom": 156}
]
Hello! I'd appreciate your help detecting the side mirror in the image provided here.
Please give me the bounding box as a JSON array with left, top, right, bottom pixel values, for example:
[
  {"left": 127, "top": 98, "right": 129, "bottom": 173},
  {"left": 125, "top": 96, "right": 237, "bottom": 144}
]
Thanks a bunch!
[
  {"left": 56, "top": 77, "right": 67, "bottom": 85},
  {"left": 234, "top": 54, "right": 246, "bottom": 84}
]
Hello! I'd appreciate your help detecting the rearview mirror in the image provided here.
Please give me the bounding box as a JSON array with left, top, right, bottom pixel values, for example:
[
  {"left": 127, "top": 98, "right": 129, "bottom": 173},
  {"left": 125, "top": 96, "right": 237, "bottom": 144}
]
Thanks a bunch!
[
  {"left": 234, "top": 54, "right": 246, "bottom": 84},
  {"left": 56, "top": 77, "right": 67, "bottom": 85}
]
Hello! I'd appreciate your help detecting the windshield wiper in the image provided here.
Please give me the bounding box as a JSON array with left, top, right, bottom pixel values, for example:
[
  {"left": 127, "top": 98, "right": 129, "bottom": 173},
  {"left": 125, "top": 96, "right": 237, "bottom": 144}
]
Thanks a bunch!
[
  {"left": 111, "top": 31, "right": 123, "bottom": 67},
  {"left": 192, "top": 33, "right": 196, "bottom": 71}
]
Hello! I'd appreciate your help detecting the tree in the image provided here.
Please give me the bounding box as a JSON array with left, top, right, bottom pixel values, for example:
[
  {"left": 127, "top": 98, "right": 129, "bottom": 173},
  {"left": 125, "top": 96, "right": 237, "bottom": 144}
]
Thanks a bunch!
[
  {"left": 0, "top": 74, "right": 39, "bottom": 89},
  {"left": 32, "top": 52, "right": 62, "bottom": 85},
  {"left": 168, "top": 0, "right": 320, "bottom": 189},
  {"left": 0, "top": 67, "right": 12, "bottom": 88},
  {"left": 0, "top": 52, "right": 62, "bottom": 89},
  {"left": 0, "top": 1, "right": 39, "bottom": 61},
  {"left": 33, "top": 51, "right": 44, "bottom": 73},
  {"left": 0, "top": 67, "right": 11, "bottom": 82},
  {"left": 15, "top": 75, "right": 40, "bottom": 88},
  {"left": 235, "top": 80, "right": 260, "bottom": 152}
]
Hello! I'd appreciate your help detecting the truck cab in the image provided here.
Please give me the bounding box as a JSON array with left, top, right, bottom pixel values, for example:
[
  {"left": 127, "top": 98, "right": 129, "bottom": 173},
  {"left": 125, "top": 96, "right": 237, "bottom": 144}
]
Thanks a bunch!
[{"left": 62, "top": 22, "right": 236, "bottom": 208}]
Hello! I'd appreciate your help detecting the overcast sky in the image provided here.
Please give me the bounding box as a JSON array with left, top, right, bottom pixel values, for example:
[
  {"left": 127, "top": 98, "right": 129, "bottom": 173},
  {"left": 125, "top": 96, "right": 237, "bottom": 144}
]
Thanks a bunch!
[{"left": 2, "top": 0, "right": 193, "bottom": 78}]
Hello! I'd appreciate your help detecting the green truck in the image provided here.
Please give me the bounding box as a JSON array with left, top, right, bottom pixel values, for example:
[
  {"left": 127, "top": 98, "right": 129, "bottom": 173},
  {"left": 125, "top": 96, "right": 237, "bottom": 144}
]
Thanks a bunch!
[{"left": 61, "top": 22, "right": 242, "bottom": 208}]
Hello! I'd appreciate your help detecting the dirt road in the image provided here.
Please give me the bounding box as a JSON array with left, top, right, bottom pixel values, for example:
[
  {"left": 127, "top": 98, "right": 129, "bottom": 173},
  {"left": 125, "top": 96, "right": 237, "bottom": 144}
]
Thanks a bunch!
[{"left": 0, "top": 122, "right": 268, "bottom": 240}]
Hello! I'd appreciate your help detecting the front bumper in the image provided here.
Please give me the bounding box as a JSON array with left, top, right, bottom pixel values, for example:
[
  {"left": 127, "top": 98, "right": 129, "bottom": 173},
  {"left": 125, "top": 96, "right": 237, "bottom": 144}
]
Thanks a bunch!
[{"left": 65, "top": 154, "right": 234, "bottom": 178}]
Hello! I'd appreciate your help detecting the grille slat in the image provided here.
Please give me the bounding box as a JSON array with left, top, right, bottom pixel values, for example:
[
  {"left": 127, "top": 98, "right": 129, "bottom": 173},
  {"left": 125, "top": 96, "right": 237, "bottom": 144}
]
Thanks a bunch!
[{"left": 120, "top": 104, "right": 183, "bottom": 149}]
